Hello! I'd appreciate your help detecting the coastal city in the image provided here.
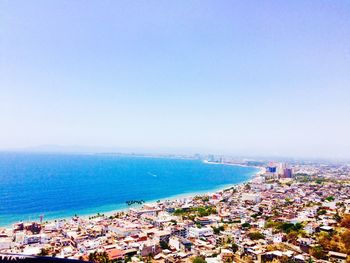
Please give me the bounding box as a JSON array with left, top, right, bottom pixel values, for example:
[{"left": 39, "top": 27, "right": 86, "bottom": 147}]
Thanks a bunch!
[
  {"left": 2, "top": 0, "right": 350, "bottom": 262},
  {"left": 1, "top": 158, "right": 350, "bottom": 263}
]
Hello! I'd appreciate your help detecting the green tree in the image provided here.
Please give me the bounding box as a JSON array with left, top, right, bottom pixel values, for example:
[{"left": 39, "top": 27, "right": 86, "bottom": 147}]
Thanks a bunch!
[
  {"left": 38, "top": 248, "right": 50, "bottom": 256},
  {"left": 212, "top": 225, "right": 224, "bottom": 234},
  {"left": 146, "top": 253, "right": 154, "bottom": 263},
  {"left": 241, "top": 222, "right": 250, "bottom": 229},
  {"left": 341, "top": 214, "right": 350, "bottom": 229},
  {"left": 286, "top": 231, "right": 298, "bottom": 244},
  {"left": 231, "top": 243, "right": 238, "bottom": 253},
  {"left": 160, "top": 240, "right": 169, "bottom": 250},
  {"left": 248, "top": 232, "right": 265, "bottom": 240},
  {"left": 310, "top": 245, "right": 326, "bottom": 259},
  {"left": 341, "top": 229, "right": 350, "bottom": 254},
  {"left": 334, "top": 213, "right": 341, "bottom": 222},
  {"left": 317, "top": 209, "right": 327, "bottom": 216},
  {"left": 192, "top": 256, "right": 207, "bottom": 263},
  {"left": 89, "top": 251, "right": 110, "bottom": 263},
  {"left": 325, "top": 196, "right": 334, "bottom": 202},
  {"left": 278, "top": 222, "right": 302, "bottom": 234},
  {"left": 173, "top": 208, "right": 186, "bottom": 216}
]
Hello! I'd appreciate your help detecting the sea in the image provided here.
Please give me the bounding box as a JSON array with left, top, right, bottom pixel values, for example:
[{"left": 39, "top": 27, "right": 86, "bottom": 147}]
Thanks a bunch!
[{"left": 0, "top": 152, "right": 258, "bottom": 226}]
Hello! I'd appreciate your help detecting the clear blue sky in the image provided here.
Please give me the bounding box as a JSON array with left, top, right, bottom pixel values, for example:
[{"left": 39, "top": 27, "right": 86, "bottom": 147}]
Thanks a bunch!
[{"left": 1, "top": 1, "right": 350, "bottom": 158}]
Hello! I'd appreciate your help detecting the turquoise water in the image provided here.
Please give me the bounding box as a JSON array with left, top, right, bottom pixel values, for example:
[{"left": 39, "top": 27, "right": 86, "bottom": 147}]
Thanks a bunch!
[{"left": 0, "top": 153, "right": 258, "bottom": 226}]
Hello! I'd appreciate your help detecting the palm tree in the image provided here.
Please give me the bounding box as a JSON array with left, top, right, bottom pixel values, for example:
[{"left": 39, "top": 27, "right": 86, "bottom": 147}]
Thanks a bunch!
[
  {"left": 88, "top": 251, "right": 110, "bottom": 263},
  {"left": 89, "top": 251, "right": 97, "bottom": 262}
]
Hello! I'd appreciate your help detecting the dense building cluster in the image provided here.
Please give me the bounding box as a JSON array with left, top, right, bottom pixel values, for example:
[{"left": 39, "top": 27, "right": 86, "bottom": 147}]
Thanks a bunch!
[{"left": 1, "top": 161, "right": 350, "bottom": 263}]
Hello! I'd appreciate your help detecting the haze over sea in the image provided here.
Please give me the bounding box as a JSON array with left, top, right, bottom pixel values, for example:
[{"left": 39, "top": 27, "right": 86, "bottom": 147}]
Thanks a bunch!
[{"left": 0, "top": 153, "right": 258, "bottom": 226}]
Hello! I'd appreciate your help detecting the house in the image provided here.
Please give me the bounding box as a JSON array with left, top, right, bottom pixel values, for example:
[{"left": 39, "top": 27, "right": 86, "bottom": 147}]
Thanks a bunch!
[
  {"left": 107, "top": 226, "right": 139, "bottom": 238},
  {"left": 0, "top": 238, "right": 12, "bottom": 250},
  {"left": 297, "top": 237, "right": 313, "bottom": 246},
  {"left": 328, "top": 251, "right": 347, "bottom": 263},
  {"left": 293, "top": 254, "right": 309, "bottom": 262},
  {"left": 260, "top": 250, "right": 291, "bottom": 263},
  {"left": 154, "top": 230, "right": 171, "bottom": 243},
  {"left": 242, "top": 193, "right": 261, "bottom": 203},
  {"left": 196, "top": 217, "right": 211, "bottom": 226},
  {"left": 169, "top": 236, "right": 181, "bottom": 251},
  {"left": 106, "top": 248, "right": 125, "bottom": 260},
  {"left": 323, "top": 202, "right": 337, "bottom": 210},
  {"left": 205, "top": 257, "right": 220, "bottom": 263},
  {"left": 319, "top": 225, "right": 334, "bottom": 233},
  {"left": 180, "top": 239, "right": 192, "bottom": 252},
  {"left": 220, "top": 249, "right": 234, "bottom": 262},
  {"left": 169, "top": 236, "right": 192, "bottom": 252},
  {"left": 140, "top": 240, "right": 160, "bottom": 257},
  {"left": 257, "top": 219, "right": 265, "bottom": 228},
  {"left": 188, "top": 227, "right": 213, "bottom": 238},
  {"left": 273, "top": 233, "right": 283, "bottom": 243},
  {"left": 171, "top": 226, "right": 188, "bottom": 238},
  {"left": 23, "top": 234, "right": 41, "bottom": 245},
  {"left": 304, "top": 223, "right": 318, "bottom": 235},
  {"left": 22, "top": 246, "right": 41, "bottom": 255}
]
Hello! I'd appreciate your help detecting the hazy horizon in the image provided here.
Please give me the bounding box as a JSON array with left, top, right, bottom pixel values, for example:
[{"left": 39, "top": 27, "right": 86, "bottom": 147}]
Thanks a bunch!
[
  {"left": 1, "top": 1, "right": 350, "bottom": 159},
  {"left": 1, "top": 144, "right": 350, "bottom": 162}
]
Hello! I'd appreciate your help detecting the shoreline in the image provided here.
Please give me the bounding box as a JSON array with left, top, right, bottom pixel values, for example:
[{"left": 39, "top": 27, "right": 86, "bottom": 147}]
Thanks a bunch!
[{"left": 0, "top": 162, "right": 263, "bottom": 229}]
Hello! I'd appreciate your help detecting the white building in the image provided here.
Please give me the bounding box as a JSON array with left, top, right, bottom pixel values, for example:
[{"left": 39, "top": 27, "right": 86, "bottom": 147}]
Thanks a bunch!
[
  {"left": 169, "top": 236, "right": 181, "bottom": 251},
  {"left": 107, "top": 226, "right": 139, "bottom": 238},
  {"left": 0, "top": 237, "right": 12, "bottom": 250},
  {"left": 273, "top": 233, "right": 283, "bottom": 243},
  {"left": 14, "top": 231, "right": 25, "bottom": 244},
  {"left": 277, "top": 163, "right": 286, "bottom": 175},
  {"left": 242, "top": 193, "right": 261, "bottom": 203},
  {"left": 23, "top": 234, "right": 41, "bottom": 245},
  {"left": 188, "top": 227, "right": 213, "bottom": 238}
]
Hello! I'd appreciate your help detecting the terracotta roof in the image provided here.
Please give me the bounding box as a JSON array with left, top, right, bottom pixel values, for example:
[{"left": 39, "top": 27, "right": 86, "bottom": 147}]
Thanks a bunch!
[{"left": 106, "top": 249, "right": 124, "bottom": 260}]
